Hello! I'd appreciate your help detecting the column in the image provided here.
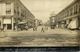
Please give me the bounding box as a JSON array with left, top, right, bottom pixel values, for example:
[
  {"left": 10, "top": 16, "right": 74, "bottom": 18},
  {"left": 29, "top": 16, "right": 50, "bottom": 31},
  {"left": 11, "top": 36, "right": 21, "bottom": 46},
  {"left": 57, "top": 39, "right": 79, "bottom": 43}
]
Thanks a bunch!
[
  {"left": 12, "top": 17, "right": 14, "bottom": 30},
  {"left": 78, "top": 16, "right": 80, "bottom": 29},
  {"left": 1, "top": 18, "right": 3, "bottom": 29},
  {"left": 58, "top": 22, "right": 60, "bottom": 28},
  {"left": 56, "top": 23, "right": 59, "bottom": 28},
  {"left": 5, "top": 24, "right": 7, "bottom": 31},
  {"left": 66, "top": 19, "right": 70, "bottom": 28}
]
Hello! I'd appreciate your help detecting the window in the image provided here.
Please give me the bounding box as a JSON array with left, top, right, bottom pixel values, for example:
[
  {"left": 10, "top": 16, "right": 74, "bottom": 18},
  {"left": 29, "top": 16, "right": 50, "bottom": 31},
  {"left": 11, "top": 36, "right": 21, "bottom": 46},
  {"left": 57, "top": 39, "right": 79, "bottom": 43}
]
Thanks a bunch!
[
  {"left": 75, "top": 4, "right": 78, "bottom": 14},
  {"left": 68, "top": 9, "right": 70, "bottom": 16},
  {"left": 74, "top": 4, "right": 77, "bottom": 14},
  {"left": 72, "top": 6, "right": 74, "bottom": 15},
  {"left": 77, "top": 3, "right": 79, "bottom": 13},
  {"left": 6, "top": 3, "right": 11, "bottom": 14},
  {"left": 79, "top": 4, "right": 80, "bottom": 13},
  {"left": 6, "top": 9, "right": 11, "bottom": 14},
  {"left": 70, "top": 8, "right": 72, "bottom": 16}
]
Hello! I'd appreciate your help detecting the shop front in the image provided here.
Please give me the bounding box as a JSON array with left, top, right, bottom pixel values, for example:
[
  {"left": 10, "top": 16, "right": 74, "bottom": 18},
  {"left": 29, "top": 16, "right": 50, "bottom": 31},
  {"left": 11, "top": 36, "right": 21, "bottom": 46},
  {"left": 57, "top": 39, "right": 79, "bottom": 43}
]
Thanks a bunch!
[
  {"left": 3, "top": 18, "right": 12, "bottom": 30},
  {"left": 3, "top": 17, "right": 14, "bottom": 31}
]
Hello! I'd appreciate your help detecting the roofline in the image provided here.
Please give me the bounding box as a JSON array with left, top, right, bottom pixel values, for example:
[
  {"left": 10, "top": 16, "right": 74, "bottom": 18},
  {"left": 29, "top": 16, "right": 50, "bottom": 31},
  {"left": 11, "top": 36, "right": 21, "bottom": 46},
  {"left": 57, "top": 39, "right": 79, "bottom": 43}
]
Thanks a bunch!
[{"left": 56, "top": 0, "right": 79, "bottom": 16}]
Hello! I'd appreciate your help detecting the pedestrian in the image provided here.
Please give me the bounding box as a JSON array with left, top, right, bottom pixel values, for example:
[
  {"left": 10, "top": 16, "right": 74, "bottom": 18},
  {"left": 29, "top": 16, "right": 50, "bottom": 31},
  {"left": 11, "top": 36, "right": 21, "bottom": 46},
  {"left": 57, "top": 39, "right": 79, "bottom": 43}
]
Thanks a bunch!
[
  {"left": 1, "top": 27, "right": 4, "bottom": 32},
  {"left": 33, "top": 27, "right": 35, "bottom": 31},
  {"left": 0, "top": 28, "right": 3, "bottom": 31},
  {"left": 41, "top": 27, "right": 44, "bottom": 32},
  {"left": 15, "top": 26, "right": 17, "bottom": 31},
  {"left": 46, "top": 26, "right": 48, "bottom": 30},
  {"left": 35, "top": 27, "right": 37, "bottom": 31}
]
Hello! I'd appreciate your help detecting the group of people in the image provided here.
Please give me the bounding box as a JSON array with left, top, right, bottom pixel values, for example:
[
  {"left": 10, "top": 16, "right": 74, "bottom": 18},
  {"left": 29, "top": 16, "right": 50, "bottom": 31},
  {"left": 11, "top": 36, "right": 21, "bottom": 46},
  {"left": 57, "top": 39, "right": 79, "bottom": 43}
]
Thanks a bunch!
[{"left": 33, "top": 26, "right": 48, "bottom": 32}]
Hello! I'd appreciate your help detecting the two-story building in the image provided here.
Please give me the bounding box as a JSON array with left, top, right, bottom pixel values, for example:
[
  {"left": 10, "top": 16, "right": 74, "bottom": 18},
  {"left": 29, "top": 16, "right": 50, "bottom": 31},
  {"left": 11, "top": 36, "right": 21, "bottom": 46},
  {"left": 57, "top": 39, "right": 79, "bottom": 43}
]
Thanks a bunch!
[
  {"left": 55, "top": 0, "right": 80, "bottom": 29},
  {"left": 0, "top": 0, "right": 35, "bottom": 31}
]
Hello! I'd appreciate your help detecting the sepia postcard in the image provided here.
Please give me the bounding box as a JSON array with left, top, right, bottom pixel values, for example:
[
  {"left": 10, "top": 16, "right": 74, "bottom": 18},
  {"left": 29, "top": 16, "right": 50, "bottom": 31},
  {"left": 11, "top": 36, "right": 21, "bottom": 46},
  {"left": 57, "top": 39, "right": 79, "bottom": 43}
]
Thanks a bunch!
[{"left": 0, "top": 0, "right": 79, "bottom": 47}]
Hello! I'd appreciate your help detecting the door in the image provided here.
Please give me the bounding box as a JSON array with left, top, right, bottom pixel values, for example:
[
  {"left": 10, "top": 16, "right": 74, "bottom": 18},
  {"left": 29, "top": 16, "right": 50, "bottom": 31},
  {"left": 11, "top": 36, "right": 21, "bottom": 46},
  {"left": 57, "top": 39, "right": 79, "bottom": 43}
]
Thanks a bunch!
[{"left": 7, "top": 24, "right": 12, "bottom": 30}]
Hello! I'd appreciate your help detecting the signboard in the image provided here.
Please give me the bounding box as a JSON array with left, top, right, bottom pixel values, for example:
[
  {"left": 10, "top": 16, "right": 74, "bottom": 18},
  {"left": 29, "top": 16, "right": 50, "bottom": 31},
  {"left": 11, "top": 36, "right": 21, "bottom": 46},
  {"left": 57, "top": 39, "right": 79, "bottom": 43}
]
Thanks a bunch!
[{"left": 3, "top": 19, "right": 11, "bottom": 24}]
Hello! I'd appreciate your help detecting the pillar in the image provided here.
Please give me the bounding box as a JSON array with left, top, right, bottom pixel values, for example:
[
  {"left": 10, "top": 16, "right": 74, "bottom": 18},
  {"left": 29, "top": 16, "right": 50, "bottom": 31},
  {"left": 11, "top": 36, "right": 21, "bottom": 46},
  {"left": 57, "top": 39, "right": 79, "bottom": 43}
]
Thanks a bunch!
[
  {"left": 12, "top": 17, "right": 14, "bottom": 30},
  {"left": 78, "top": 16, "right": 80, "bottom": 29},
  {"left": 66, "top": 20, "right": 70, "bottom": 28},
  {"left": 1, "top": 18, "right": 3, "bottom": 29},
  {"left": 58, "top": 22, "right": 60, "bottom": 28},
  {"left": 5, "top": 24, "right": 7, "bottom": 31},
  {"left": 56, "top": 23, "right": 59, "bottom": 28}
]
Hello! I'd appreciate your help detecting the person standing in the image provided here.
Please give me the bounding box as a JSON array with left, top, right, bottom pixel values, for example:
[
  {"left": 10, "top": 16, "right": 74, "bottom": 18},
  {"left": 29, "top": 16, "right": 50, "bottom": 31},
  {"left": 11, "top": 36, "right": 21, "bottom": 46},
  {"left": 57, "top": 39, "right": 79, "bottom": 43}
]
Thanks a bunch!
[{"left": 41, "top": 27, "right": 44, "bottom": 32}]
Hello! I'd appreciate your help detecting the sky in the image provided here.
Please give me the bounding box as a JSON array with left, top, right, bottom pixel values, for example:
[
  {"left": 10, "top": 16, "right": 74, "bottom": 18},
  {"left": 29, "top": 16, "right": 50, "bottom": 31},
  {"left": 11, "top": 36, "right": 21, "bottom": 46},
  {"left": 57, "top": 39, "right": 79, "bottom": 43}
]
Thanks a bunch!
[{"left": 20, "top": 0, "right": 74, "bottom": 23}]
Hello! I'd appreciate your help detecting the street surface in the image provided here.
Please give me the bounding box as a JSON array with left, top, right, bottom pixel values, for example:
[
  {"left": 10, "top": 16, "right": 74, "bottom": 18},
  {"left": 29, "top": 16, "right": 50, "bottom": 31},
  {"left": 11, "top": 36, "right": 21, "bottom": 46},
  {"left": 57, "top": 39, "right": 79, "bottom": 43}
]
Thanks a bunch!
[{"left": 0, "top": 26, "right": 79, "bottom": 47}]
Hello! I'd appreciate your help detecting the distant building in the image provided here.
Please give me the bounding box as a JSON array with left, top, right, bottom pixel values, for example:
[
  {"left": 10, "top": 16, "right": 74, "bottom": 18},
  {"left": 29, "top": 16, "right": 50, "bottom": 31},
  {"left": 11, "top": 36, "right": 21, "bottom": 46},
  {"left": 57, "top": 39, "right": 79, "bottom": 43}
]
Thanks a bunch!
[
  {"left": 38, "top": 20, "right": 42, "bottom": 26},
  {"left": 49, "top": 16, "right": 56, "bottom": 29},
  {"left": 0, "top": 0, "right": 35, "bottom": 31},
  {"left": 34, "top": 19, "right": 42, "bottom": 27}
]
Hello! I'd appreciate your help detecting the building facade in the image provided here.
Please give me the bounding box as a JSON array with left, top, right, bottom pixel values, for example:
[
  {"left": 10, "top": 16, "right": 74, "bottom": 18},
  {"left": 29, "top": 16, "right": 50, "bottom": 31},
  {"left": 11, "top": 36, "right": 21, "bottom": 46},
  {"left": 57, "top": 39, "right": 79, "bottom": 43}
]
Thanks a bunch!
[
  {"left": 34, "top": 19, "right": 42, "bottom": 27},
  {"left": 55, "top": 0, "right": 80, "bottom": 29},
  {"left": 0, "top": 0, "right": 35, "bottom": 31},
  {"left": 49, "top": 16, "right": 56, "bottom": 29}
]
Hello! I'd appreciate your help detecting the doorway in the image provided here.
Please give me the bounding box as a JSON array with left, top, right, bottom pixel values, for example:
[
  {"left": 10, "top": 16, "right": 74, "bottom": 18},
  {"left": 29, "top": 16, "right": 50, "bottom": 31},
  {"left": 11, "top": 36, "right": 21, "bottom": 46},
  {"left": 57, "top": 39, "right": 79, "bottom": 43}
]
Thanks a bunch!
[
  {"left": 7, "top": 24, "right": 12, "bottom": 29},
  {"left": 3, "top": 24, "right": 12, "bottom": 30}
]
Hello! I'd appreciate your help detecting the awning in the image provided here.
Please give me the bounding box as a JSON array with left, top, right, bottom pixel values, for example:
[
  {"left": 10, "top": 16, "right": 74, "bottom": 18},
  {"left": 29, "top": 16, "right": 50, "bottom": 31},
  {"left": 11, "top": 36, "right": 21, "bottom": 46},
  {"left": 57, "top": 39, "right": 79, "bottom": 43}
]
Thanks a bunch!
[{"left": 18, "top": 22, "right": 26, "bottom": 24}]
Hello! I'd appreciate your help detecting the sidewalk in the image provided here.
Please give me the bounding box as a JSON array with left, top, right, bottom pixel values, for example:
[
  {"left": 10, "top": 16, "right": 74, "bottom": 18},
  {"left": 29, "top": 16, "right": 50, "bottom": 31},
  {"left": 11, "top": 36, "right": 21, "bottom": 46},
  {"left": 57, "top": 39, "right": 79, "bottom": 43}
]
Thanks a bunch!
[{"left": 45, "top": 27, "right": 78, "bottom": 37}]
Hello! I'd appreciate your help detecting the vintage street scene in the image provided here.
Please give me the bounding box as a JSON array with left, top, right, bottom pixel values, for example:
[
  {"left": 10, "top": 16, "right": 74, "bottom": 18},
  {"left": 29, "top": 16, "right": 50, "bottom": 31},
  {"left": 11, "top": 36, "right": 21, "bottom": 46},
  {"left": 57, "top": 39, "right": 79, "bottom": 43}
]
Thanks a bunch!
[{"left": 0, "top": 0, "right": 79, "bottom": 47}]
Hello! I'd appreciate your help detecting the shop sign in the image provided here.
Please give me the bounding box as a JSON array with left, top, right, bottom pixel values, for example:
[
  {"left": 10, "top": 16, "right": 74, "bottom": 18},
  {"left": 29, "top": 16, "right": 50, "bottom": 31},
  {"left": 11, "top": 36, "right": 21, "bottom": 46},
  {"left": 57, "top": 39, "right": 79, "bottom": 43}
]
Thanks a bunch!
[{"left": 3, "top": 19, "right": 11, "bottom": 24}]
